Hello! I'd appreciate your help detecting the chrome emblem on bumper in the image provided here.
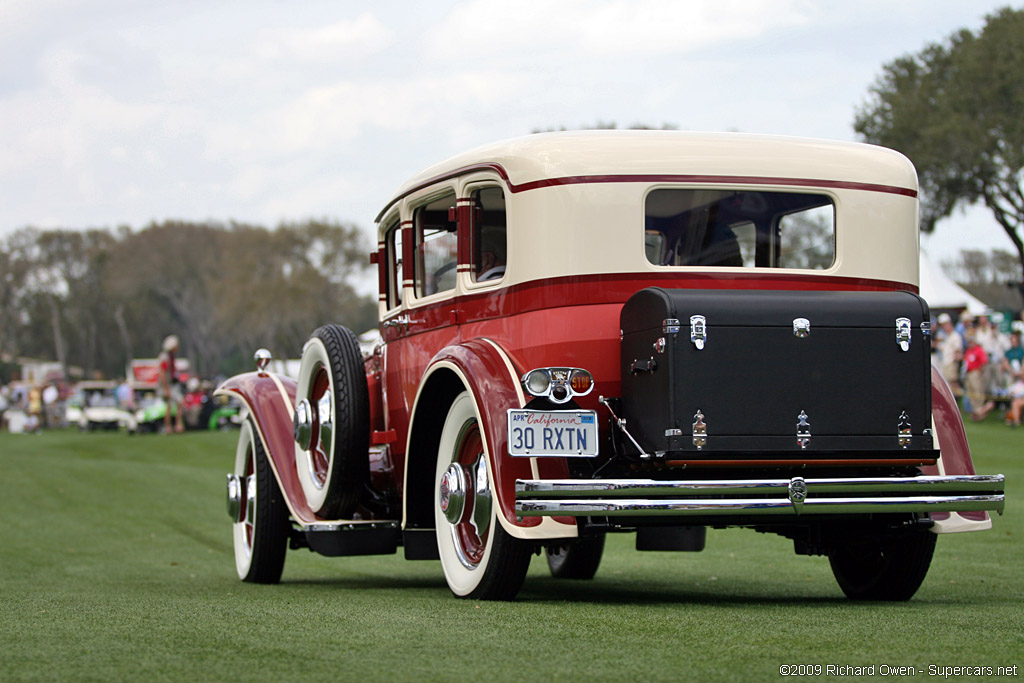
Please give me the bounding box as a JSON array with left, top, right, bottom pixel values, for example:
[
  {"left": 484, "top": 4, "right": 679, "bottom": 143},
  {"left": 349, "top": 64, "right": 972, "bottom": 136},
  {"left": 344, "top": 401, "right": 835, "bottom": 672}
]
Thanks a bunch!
[{"left": 788, "top": 477, "right": 808, "bottom": 512}]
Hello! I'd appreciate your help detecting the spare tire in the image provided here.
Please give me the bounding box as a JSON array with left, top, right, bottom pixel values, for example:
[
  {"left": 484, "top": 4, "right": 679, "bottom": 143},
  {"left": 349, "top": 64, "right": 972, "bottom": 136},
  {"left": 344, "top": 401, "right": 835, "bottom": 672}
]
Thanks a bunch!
[{"left": 293, "top": 324, "right": 369, "bottom": 518}]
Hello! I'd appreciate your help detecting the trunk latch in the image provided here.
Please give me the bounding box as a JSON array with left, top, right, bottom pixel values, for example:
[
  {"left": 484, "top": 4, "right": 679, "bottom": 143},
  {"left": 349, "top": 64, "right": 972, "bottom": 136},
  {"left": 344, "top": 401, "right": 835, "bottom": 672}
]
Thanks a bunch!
[
  {"left": 690, "top": 315, "right": 707, "bottom": 350},
  {"left": 692, "top": 410, "right": 707, "bottom": 450},
  {"left": 793, "top": 317, "right": 810, "bottom": 338},
  {"left": 898, "top": 411, "right": 912, "bottom": 448},
  {"left": 896, "top": 317, "right": 912, "bottom": 351},
  {"left": 797, "top": 411, "right": 811, "bottom": 449}
]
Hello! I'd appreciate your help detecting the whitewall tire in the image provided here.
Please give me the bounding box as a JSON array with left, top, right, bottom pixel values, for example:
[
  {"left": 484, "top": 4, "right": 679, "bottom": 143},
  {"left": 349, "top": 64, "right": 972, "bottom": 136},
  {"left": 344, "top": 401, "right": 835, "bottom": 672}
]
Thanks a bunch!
[
  {"left": 233, "top": 420, "right": 288, "bottom": 583},
  {"left": 434, "top": 391, "right": 531, "bottom": 600}
]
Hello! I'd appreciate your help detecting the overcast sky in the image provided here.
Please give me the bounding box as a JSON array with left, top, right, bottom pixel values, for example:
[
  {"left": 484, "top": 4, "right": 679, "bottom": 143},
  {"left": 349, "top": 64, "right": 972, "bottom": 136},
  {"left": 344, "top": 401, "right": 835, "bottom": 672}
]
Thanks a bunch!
[{"left": 1, "top": 0, "right": 1018, "bottom": 265}]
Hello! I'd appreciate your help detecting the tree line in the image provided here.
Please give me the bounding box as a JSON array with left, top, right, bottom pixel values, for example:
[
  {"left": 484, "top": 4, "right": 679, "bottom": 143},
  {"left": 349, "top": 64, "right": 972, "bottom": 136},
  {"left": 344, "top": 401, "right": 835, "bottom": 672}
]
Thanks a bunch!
[
  {"left": 855, "top": 6, "right": 1024, "bottom": 282},
  {"left": 0, "top": 220, "right": 377, "bottom": 384},
  {"left": 943, "top": 248, "right": 1023, "bottom": 311}
]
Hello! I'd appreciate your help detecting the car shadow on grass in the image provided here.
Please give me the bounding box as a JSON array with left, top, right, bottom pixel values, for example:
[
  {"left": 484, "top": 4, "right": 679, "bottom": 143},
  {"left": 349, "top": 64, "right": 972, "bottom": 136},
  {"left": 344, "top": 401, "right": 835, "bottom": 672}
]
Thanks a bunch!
[
  {"left": 279, "top": 574, "right": 450, "bottom": 593},
  {"left": 256, "top": 571, "right": 996, "bottom": 607},
  {"left": 271, "top": 572, "right": 849, "bottom": 605},
  {"left": 518, "top": 576, "right": 850, "bottom": 606}
]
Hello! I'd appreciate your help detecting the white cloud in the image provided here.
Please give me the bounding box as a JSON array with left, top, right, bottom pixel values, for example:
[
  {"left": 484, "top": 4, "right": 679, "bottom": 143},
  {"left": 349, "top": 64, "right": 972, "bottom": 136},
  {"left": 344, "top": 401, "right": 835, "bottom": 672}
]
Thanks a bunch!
[
  {"left": 254, "top": 13, "right": 396, "bottom": 63},
  {"left": 428, "top": 0, "right": 815, "bottom": 59},
  {"left": 202, "top": 68, "right": 531, "bottom": 161}
]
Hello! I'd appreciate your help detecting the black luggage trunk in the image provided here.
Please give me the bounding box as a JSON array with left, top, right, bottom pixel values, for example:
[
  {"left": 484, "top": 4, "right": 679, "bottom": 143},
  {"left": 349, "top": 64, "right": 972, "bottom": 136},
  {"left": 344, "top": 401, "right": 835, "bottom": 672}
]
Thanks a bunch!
[{"left": 619, "top": 288, "right": 934, "bottom": 459}]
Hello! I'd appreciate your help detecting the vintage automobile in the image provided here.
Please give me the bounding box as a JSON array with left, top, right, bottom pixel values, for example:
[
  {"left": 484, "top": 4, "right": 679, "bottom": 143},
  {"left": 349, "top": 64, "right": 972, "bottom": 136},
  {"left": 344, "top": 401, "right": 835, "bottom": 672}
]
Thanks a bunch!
[
  {"left": 70, "top": 380, "right": 132, "bottom": 431},
  {"left": 218, "top": 131, "right": 1005, "bottom": 601}
]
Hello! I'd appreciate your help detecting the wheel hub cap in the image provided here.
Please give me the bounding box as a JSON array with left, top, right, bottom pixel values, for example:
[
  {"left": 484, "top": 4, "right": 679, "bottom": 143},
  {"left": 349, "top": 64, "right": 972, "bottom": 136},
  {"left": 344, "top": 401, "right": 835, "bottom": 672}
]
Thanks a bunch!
[
  {"left": 317, "top": 391, "right": 333, "bottom": 456},
  {"left": 440, "top": 463, "right": 467, "bottom": 524},
  {"left": 245, "top": 473, "right": 256, "bottom": 525},
  {"left": 226, "top": 474, "right": 242, "bottom": 521},
  {"left": 470, "top": 455, "right": 491, "bottom": 537},
  {"left": 293, "top": 398, "right": 313, "bottom": 450}
]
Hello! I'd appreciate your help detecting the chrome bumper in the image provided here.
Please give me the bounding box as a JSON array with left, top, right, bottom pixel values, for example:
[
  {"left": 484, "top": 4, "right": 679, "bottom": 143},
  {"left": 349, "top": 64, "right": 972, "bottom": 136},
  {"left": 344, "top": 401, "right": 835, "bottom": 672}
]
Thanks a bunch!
[{"left": 514, "top": 474, "right": 1005, "bottom": 517}]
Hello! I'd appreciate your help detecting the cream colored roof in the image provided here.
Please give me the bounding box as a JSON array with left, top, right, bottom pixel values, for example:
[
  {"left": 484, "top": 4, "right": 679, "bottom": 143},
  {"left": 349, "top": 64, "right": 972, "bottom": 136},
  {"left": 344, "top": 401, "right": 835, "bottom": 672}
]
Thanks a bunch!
[{"left": 380, "top": 130, "right": 917, "bottom": 221}]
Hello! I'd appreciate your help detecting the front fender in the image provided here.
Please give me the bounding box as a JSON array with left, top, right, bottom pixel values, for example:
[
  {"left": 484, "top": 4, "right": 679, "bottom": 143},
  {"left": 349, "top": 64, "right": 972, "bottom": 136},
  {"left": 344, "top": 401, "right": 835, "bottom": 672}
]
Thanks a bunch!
[
  {"left": 926, "top": 365, "right": 991, "bottom": 531},
  {"left": 407, "top": 338, "right": 577, "bottom": 540},
  {"left": 216, "top": 372, "right": 322, "bottom": 525}
]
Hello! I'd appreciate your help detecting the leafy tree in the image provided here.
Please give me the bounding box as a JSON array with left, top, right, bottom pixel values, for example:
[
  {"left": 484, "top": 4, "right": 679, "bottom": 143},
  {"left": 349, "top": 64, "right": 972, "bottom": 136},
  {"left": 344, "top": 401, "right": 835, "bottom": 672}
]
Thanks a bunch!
[
  {"left": 854, "top": 7, "right": 1024, "bottom": 282},
  {"left": 0, "top": 230, "right": 35, "bottom": 368},
  {"left": 1, "top": 220, "right": 375, "bottom": 381},
  {"left": 210, "top": 220, "right": 375, "bottom": 374},
  {"left": 943, "top": 248, "right": 1023, "bottom": 310},
  {"left": 35, "top": 229, "right": 118, "bottom": 378}
]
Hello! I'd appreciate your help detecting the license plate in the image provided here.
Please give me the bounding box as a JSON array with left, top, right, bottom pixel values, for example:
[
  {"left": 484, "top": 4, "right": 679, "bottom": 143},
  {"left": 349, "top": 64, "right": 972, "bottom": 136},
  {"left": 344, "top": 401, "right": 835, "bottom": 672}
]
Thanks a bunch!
[{"left": 507, "top": 409, "right": 599, "bottom": 457}]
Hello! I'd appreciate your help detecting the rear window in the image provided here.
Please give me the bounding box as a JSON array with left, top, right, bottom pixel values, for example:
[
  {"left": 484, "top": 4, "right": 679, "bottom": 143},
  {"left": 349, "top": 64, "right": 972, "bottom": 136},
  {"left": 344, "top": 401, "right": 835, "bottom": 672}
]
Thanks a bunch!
[{"left": 645, "top": 189, "right": 835, "bottom": 270}]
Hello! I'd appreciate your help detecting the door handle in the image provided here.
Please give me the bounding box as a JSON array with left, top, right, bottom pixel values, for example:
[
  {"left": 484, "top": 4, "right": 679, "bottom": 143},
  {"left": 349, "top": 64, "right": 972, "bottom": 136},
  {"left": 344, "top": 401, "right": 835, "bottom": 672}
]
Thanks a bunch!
[{"left": 382, "top": 314, "right": 422, "bottom": 332}]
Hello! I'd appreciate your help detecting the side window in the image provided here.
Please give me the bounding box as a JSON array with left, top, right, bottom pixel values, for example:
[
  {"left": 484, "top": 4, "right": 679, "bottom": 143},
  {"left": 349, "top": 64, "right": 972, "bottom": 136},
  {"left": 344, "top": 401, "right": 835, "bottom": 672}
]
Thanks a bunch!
[
  {"left": 471, "top": 187, "right": 507, "bottom": 283},
  {"left": 644, "top": 189, "right": 835, "bottom": 270},
  {"left": 776, "top": 205, "right": 834, "bottom": 270},
  {"left": 414, "top": 191, "right": 458, "bottom": 297},
  {"left": 384, "top": 221, "right": 402, "bottom": 309}
]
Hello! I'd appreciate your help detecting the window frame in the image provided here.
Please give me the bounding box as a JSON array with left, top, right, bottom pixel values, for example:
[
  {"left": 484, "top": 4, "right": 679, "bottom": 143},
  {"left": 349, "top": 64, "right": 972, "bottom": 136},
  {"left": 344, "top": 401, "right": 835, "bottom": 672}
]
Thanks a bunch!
[
  {"left": 410, "top": 187, "right": 460, "bottom": 303},
  {"left": 642, "top": 185, "right": 838, "bottom": 272},
  {"left": 381, "top": 216, "right": 403, "bottom": 312},
  {"left": 463, "top": 182, "right": 508, "bottom": 291}
]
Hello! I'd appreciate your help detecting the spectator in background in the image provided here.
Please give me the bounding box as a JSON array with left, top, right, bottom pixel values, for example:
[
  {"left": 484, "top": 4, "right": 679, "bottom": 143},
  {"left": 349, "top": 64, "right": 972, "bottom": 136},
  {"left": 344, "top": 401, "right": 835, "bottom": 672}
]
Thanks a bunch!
[
  {"left": 182, "top": 377, "right": 206, "bottom": 430},
  {"left": 956, "top": 311, "right": 972, "bottom": 348},
  {"left": 159, "top": 335, "right": 185, "bottom": 434},
  {"left": 42, "top": 383, "right": 59, "bottom": 428},
  {"left": 1003, "top": 331, "right": 1024, "bottom": 375},
  {"left": 964, "top": 334, "right": 994, "bottom": 421},
  {"left": 937, "top": 313, "right": 963, "bottom": 395},
  {"left": 116, "top": 378, "right": 134, "bottom": 411},
  {"left": 11, "top": 383, "right": 27, "bottom": 410},
  {"left": 1002, "top": 331, "right": 1024, "bottom": 426},
  {"left": 975, "top": 315, "right": 1005, "bottom": 397},
  {"left": 27, "top": 385, "right": 42, "bottom": 427}
]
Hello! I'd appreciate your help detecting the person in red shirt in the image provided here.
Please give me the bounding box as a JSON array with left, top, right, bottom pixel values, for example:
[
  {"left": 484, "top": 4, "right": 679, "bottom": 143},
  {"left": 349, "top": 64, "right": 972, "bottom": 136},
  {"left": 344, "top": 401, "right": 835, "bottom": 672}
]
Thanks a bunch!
[{"left": 964, "top": 334, "right": 995, "bottom": 421}]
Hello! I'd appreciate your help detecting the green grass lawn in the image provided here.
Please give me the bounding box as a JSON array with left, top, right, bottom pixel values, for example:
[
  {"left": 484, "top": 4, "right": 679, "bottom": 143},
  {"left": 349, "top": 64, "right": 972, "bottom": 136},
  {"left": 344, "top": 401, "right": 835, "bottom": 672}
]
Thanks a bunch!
[{"left": 1, "top": 423, "right": 1020, "bottom": 682}]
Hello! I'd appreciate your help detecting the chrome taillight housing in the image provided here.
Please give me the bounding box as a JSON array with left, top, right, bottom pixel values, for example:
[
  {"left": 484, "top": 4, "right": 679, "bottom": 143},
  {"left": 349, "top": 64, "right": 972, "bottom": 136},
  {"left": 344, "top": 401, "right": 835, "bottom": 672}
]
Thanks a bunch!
[{"left": 520, "top": 367, "right": 594, "bottom": 404}]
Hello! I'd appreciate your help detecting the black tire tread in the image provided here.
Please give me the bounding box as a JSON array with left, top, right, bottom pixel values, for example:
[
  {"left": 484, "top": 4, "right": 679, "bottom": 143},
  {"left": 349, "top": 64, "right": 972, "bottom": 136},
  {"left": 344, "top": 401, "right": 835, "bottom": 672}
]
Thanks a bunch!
[
  {"left": 311, "top": 324, "right": 370, "bottom": 519},
  {"left": 461, "top": 525, "right": 533, "bottom": 601},
  {"left": 546, "top": 534, "right": 606, "bottom": 580},
  {"left": 829, "top": 531, "right": 936, "bottom": 601},
  {"left": 245, "top": 422, "right": 289, "bottom": 584}
]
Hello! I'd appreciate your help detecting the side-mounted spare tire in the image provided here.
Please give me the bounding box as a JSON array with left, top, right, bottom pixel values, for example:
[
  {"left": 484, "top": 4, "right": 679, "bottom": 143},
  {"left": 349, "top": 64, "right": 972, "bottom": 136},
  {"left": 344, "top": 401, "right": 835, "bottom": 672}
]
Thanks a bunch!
[{"left": 293, "top": 324, "right": 369, "bottom": 519}]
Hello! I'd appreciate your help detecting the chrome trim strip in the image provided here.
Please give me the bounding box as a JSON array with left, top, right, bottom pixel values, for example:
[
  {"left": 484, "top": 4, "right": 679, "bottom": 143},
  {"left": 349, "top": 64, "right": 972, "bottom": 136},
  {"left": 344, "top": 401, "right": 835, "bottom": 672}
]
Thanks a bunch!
[
  {"left": 306, "top": 521, "right": 400, "bottom": 532},
  {"left": 516, "top": 495, "right": 1005, "bottom": 517},
  {"left": 514, "top": 474, "right": 1005, "bottom": 517},
  {"left": 516, "top": 474, "right": 1005, "bottom": 497}
]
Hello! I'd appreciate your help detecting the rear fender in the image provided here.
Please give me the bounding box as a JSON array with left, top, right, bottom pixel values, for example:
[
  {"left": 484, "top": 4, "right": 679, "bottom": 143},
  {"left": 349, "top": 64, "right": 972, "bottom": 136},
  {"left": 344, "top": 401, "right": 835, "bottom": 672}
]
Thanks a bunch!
[
  {"left": 926, "top": 366, "right": 991, "bottom": 532},
  {"left": 404, "top": 338, "right": 577, "bottom": 541},
  {"left": 215, "top": 372, "right": 322, "bottom": 525}
]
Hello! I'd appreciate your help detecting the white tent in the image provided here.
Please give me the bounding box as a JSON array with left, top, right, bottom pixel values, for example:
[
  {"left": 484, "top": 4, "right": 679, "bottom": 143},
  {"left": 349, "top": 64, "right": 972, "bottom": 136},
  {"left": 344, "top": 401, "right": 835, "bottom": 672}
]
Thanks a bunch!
[{"left": 918, "top": 251, "right": 987, "bottom": 314}]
